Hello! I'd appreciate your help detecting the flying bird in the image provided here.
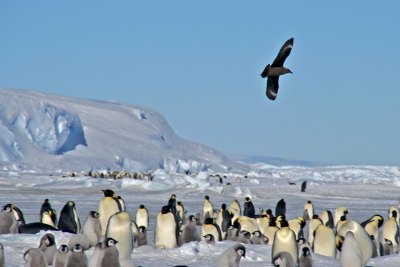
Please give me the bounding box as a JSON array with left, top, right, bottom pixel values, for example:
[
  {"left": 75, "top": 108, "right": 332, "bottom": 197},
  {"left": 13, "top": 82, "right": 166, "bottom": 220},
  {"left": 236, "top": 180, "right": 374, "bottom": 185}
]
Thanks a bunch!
[{"left": 261, "top": 37, "right": 294, "bottom": 100}]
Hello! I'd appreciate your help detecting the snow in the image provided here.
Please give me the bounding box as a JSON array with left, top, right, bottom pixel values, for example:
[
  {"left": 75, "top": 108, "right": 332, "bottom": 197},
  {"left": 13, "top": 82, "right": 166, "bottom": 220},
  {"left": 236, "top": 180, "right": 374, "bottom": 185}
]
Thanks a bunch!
[{"left": 0, "top": 89, "right": 399, "bottom": 266}]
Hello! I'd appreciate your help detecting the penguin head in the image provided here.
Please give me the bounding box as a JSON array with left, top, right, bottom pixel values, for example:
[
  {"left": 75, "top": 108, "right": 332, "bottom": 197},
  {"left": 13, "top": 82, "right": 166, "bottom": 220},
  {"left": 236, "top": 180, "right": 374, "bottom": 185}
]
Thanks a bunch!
[
  {"left": 203, "top": 234, "right": 215, "bottom": 242},
  {"left": 204, "top": 195, "right": 210, "bottom": 200},
  {"left": 40, "top": 233, "right": 55, "bottom": 247},
  {"left": 302, "top": 247, "right": 311, "bottom": 257},
  {"left": 102, "top": 189, "right": 115, "bottom": 197},
  {"left": 106, "top": 237, "right": 118, "bottom": 247},
  {"left": 138, "top": 226, "right": 146, "bottom": 233},
  {"left": 1, "top": 204, "right": 12, "bottom": 213},
  {"left": 234, "top": 244, "right": 246, "bottom": 258},
  {"left": 90, "top": 211, "right": 100, "bottom": 218},
  {"left": 188, "top": 215, "right": 196, "bottom": 222},
  {"left": 139, "top": 204, "right": 145, "bottom": 209},
  {"left": 67, "top": 201, "right": 75, "bottom": 208},
  {"left": 170, "top": 194, "right": 176, "bottom": 199},
  {"left": 204, "top": 217, "right": 214, "bottom": 225},
  {"left": 391, "top": 210, "right": 398, "bottom": 219},
  {"left": 59, "top": 244, "right": 69, "bottom": 253},
  {"left": 245, "top": 197, "right": 250, "bottom": 202},
  {"left": 221, "top": 203, "right": 227, "bottom": 210},
  {"left": 252, "top": 231, "right": 261, "bottom": 237},
  {"left": 280, "top": 219, "right": 289, "bottom": 228},
  {"left": 161, "top": 206, "right": 171, "bottom": 214},
  {"left": 73, "top": 244, "right": 83, "bottom": 253},
  {"left": 266, "top": 209, "right": 272, "bottom": 215}
]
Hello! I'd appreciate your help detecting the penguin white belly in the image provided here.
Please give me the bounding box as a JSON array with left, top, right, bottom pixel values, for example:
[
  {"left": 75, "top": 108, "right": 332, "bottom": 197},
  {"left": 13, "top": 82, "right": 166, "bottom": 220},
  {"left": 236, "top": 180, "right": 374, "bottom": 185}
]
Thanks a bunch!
[
  {"left": 313, "top": 225, "right": 336, "bottom": 257},
  {"left": 155, "top": 213, "right": 177, "bottom": 249},
  {"left": 99, "top": 198, "right": 120, "bottom": 236},
  {"left": 106, "top": 212, "right": 134, "bottom": 259},
  {"left": 272, "top": 228, "right": 298, "bottom": 264},
  {"left": 135, "top": 209, "right": 148, "bottom": 228}
]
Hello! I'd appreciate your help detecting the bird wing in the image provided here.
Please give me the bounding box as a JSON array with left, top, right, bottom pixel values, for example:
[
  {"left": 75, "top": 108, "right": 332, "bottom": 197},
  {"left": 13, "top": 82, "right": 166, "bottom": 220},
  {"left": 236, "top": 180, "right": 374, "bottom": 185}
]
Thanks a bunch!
[
  {"left": 271, "top": 38, "right": 294, "bottom": 67},
  {"left": 266, "top": 76, "right": 279, "bottom": 100}
]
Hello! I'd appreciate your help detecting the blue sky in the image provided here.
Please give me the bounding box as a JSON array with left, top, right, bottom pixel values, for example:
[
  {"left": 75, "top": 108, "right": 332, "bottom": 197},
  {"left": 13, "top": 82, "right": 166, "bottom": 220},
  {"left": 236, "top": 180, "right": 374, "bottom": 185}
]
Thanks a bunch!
[{"left": 1, "top": 1, "right": 399, "bottom": 165}]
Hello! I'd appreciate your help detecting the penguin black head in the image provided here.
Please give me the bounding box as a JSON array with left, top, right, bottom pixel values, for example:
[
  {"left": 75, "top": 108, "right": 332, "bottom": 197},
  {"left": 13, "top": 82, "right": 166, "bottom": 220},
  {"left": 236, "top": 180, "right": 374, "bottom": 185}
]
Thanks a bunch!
[
  {"left": 302, "top": 247, "right": 311, "bottom": 256},
  {"left": 138, "top": 226, "right": 146, "bottom": 233},
  {"left": 170, "top": 194, "right": 176, "bottom": 199},
  {"left": 203, "top": 234, "right": 215, "bottom": 242},
  {"left": 59, "top": 244, "right": 69, "bottom": 253},
  {"left": 245, "top": 197, "right": 250, "bottom": 202},
  {"left": 1, "top": 204, "right": 12, "bottom": 213},
  {"left": 41, "top": 233, "right": 56, "bottom": 246},
  {"left": 139, "top": 204, "right": 145, "bottom": 209},
  {"left": 106, "top": 237, "right": 118, "bottom": 247},
  {"left": 252, "top": 230, "right": 261, "bottom": 237},
  {"left": 280, "top": 220, "right": 289, "bottom": 228},
  {"left": 312, "top": 214, "right": 319, "bottom": 220},
  {"left": 340, "top": 215, "right": 347, "bottom": 221},
  {"left": 73, "top": 244, "right": 83, "bottom": 252},
  {"left": 90, "top": 211, "right": 100, "bottom": 218},
  {"left": 102, "top": 189, "right": 115, "bottom": 197},
  {"left": 307, "top": 200, "right": 312, "bottom": 204},
  {"left": 392, "top": 210, "right": 398, "bottom": 219},
  {"left": 204, "top": 195, "right": 210, "bottom": 200},
  {"left": 188, "top": 215, "right": 196, "bottom": 222},
  {"left": 221, "top": 203, "right": 227, "bottom": 210},
  {"left": 234, "top": 244, "right": 246, "bottom": 258},
  {"left": 266, "top": 209, "right": 272, "bottom": 215},
  {"left": 204, "top": 217, "right": 214, "bottom": 225},
  {"left": 161, "top": 206, "right": 171, "bottom": 214}
]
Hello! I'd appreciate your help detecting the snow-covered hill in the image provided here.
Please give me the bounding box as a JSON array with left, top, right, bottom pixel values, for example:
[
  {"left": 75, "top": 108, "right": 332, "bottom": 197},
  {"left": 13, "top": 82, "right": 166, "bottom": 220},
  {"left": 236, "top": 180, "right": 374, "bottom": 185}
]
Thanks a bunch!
[{"left": 0, "top": 88, "right": 244, "bottom": 172}]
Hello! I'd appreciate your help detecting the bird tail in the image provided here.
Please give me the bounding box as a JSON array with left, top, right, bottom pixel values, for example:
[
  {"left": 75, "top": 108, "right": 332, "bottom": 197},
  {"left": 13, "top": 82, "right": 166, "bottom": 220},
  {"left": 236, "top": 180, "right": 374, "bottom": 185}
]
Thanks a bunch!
[{"left": 260, "top": 64, "right": 270, "bottom": 78}]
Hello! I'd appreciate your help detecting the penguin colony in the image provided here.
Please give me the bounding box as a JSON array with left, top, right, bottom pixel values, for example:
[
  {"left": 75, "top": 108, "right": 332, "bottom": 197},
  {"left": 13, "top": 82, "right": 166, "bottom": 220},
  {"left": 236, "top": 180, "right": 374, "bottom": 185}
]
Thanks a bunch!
[{"left": 0, "top": 184, "right": 399, "bottom": 267}]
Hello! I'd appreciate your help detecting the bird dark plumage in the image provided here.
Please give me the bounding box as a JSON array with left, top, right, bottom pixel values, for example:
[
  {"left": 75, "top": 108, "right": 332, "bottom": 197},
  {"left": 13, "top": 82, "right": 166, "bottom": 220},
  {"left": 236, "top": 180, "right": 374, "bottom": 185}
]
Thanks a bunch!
[{"left": 261, "top": 37, "right": 294, "bottom": 101}]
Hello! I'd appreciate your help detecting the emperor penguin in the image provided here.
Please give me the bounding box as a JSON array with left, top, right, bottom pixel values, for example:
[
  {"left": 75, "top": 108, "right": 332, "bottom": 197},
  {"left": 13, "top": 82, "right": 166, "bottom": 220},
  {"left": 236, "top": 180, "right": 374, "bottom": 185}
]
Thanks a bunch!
[
  {"left": 218, "top": 243, "right": 246, "bottom": 267},
  {"left": 58, "top": 201, "right": 81, "bottom": 234},
  {"left": 275, "top": 199, "right": 286, "bottom": 217},
  {"left": 201, "top": 195, "right": 214, "bottom": 224},
  {"left": 299, "top": 247, "right": 314, "bottom": 267},
  {"left": 23, "top": 248, "right": 48, "bottom": 267},
  {"left": 334, "top": 207, "right": 348, "bottom": 229},
  {"left": 0, "top": 205, "right": 18, "bottom": 234},
  {"left": 229, "top": 199, "right": 241, "bottom": 223},
  {"left": 272, "top": 251, "right": 295, "bottom": 267},
  {"left": 382, "top": 210, "right": 399, "bottom": 253},
  {"left": 318, "top": 210, "right": 334, "bottom": 228},
  {"left": 201, "top": 217, "right": 222, "bottom": 242},
  {"left": 0, "top": 242, "right": 4, "bottom": 267},
  {"left": 226, "top": 225, "right": 239, "bottom": 241},
  {"left": 65, "top": 244, "right": 88, "bottom": 267},
  {"left": 40, "top": 199, "right": 57, "bottom": 226},
  {"left": 135, "top": 205, "right": 149, "bottom": 229},
  {"left": 272, "top": 220, "right": 298, "bottom": 265},
  {"left": 106, "top": 211, "right": 134, "bottom": 259},
  {"left": 2, "top": 203, "right": 26, "bottom": 224},
  {"left": 155, "top": 206, "right": 179, "bottom": 249},
  {"left": 38, "top": 233, "right": 57, "bottom": 266},
  {"left": 167, "top": 194, "right": 177, "bottom": 216},
  {"left": 82, "top": 211, "right": 102, "bottom": 248},
  {"left": 52, "top": 244, "right": 69, "bottom": 267},
  {"left": 308, "top": 215, "right": 322, "bottom": 246},
  {"left": 303, "top": 201, "right": 314, "bottom": 221},
  {"left": 243, "top": 197, "right": 255, "bottom": 218},
  {"left": 360, "top": 214, "right": 384, "bottom": 257},
  {"left": 336, "top": 215, "right": 348, "bottom": 233},
  {"left": 179, "top": 215, "right": 200, "bottom": 245},
  {"left": 312, "top": 224, "right": 336, "bottom": 257},
  {"left": 216, "top": 203, "right": 232, "bottom": 239},
  {"left": 176, "top": 201, "right": 186, "bottom": 225},
  {"left": 300, "top": 181, "right": 307, "bottom": 193},
  {"left": 257, "top": 214, "right": 271, "bottom": 235},
  {"left": 389, "top": 206, "right": 400, "bottom": 225},
  {"left": 288, "top": 217, "right": 305, "bottom": 240},
  {"left": 340, "top": 231, "right": 363, "bottom": 267},
  {"left": 99, "top": 189, "right": 122, "bottom": 236},
  {"left": 337, "top": 220, "right": 373, "bottom": 265},
  {"left": 89, "top": 237, "right": 120, "bottom": 267}
]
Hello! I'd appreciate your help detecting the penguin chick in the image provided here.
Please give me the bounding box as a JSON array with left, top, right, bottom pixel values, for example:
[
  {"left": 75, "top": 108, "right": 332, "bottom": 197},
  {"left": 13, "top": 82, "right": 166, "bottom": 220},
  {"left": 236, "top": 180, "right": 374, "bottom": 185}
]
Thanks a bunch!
[
  {"left": 82, "top": 211, "right": 102, "bottom": 248},
  {"left": 203, "top": 234, "right": 216, "bottom": 244},
  {"left": 52, "top": 244, "right": 69, "bottom": 267},
  {"left": 273, "top": 251, "right": 295, "bottom": 267},
  {"left": 299, "top": 247, "right": 314, "bottom": 267},
  {"left": 250, "top": 230, "right": 266, "bottom": 245},
  {"left": 137, "top": 226, "right": 148, "bottom": 246},
  {"left": 65, "top": 244, "right": 88, "bottom": 267},
  {"left": 236, "top": 230, "right": 251, "bottom": 244},
  {"left": 179, "top": 215, "right": 200, "bottom": 245},
  {"left": 218, "top": 243, "right": 246, "bottom": 267},
  {"left": 23, "top": 248, "right": 48, "bottom": 267},
  {"left": 0, "top": 243, "right": 4, "bottom": 267},
  {"left": 38, "top": 233, "right": 57, "bottom": 266}
]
